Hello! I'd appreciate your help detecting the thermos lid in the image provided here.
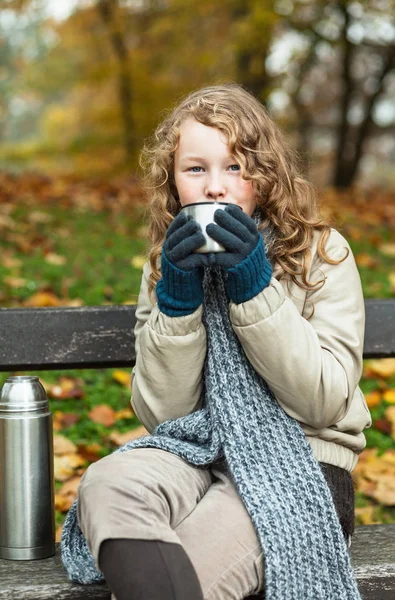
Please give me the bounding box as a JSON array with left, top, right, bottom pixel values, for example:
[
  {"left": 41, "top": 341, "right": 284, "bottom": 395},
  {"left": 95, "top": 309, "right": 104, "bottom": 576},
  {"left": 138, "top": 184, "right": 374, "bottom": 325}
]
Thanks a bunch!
[{"left": 0, "top": 376, "right": 49, "bottom": 413}]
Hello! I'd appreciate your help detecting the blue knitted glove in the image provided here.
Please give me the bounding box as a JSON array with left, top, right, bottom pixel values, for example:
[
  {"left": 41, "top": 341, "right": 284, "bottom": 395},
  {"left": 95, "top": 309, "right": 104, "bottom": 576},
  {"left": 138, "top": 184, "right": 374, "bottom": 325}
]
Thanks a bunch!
[
  {"left": 156, "top": 211, "right": 210, "bottom": 317},
  {"left": 206, "top": 204, "right": 272, "bottom": 304}
]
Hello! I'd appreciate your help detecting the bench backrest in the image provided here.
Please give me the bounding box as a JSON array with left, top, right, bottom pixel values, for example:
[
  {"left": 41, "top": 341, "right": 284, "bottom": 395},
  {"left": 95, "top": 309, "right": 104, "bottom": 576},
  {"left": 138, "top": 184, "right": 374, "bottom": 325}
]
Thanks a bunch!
[{"left": 0, "top": 299, "right": 394, "bottom": 372}]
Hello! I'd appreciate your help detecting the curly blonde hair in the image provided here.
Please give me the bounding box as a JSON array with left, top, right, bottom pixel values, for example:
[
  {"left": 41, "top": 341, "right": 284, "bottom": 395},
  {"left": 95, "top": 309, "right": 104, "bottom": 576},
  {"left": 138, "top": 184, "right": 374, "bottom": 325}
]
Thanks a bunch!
[{"left": 139, "top": 83, "right": 346, "bottom": 300}]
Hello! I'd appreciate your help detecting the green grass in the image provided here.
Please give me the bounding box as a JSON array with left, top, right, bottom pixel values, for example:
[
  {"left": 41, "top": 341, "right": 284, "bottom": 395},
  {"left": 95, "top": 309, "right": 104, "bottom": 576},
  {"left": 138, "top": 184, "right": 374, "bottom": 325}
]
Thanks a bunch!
[{"left": 0, "top": 203, "right": 148, "bottom": 306}]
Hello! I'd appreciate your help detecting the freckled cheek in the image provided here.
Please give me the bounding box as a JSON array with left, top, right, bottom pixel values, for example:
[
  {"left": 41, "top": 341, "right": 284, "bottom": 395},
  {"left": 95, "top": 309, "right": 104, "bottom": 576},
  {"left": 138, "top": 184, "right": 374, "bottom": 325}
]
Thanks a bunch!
[
  {"left": 237, "top": 180, "right": 256, "bottom": 214},
  {"left": 174, "top": 177, "right": 198, "bottom": 205}
]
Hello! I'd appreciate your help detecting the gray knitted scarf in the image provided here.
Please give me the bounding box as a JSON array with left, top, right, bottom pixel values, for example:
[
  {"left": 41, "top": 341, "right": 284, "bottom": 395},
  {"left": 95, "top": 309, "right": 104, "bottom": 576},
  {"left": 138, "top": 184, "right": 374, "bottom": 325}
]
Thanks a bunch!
[{"left": 61, "top": 265, "right": 362, "bottom": 599}]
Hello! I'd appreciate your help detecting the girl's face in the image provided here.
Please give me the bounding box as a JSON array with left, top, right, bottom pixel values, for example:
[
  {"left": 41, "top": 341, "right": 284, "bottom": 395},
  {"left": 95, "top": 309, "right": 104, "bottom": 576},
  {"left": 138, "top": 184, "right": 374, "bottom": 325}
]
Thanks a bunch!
[{"left": 173, "top": 118, "right": 256, "bottom": 216}]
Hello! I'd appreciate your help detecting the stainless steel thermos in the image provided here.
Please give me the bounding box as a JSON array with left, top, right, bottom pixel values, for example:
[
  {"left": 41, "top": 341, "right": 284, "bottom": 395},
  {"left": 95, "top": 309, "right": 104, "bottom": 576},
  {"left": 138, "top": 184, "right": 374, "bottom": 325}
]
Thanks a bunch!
[{"left": 0, "top": 376, "right": 55, "bottom": 560}]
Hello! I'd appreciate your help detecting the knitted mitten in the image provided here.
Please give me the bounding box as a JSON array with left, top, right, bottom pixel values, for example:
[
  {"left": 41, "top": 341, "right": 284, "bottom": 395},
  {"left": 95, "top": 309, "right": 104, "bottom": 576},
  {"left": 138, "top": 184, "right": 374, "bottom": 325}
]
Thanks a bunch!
[
  {"left": 206, "top": 204, "right": 272, "bottom": 304},
  {"left": 156, "top": 211, "right": 210, "bottom": 317}
]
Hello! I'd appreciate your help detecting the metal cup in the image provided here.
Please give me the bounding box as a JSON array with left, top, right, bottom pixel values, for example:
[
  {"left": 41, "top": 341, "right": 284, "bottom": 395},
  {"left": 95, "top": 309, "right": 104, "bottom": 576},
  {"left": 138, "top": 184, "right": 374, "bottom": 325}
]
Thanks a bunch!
[
  {"left": 0, "top": 376, "right": 55, "bottom": 560},
  {"left": 181, "top": 202, "right": 230, "bottom": 253}
]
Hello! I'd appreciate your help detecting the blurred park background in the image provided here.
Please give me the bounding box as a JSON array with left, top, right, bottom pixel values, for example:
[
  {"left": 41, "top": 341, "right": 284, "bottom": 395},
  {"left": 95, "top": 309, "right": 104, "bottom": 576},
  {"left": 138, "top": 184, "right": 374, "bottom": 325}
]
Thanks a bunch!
[{"left": 0, "top": 0, "right": 394, "bottom": 536}]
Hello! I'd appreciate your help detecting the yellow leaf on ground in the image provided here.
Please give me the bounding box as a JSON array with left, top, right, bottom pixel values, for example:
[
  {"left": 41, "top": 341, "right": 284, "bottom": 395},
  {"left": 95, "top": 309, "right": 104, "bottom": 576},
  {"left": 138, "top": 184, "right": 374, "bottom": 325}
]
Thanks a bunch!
[
  {"left": 355, "top": 505, "right": 381, "bottom": 525},
  {"left": 53, "top": 434, "right": 77, "bottom": 455},
  {"left": 4, "top": 276, "right": 27, "bottom": 288},
  {"left": 383, "top": 389, "right": 395, "bottom": 404},
  {"left": 368, "top": 474, "right": 395, "bottom": 506},
  {"left": 45, "top": 253, "right": 67, "bottom": 266},
  {"left": 88, "top": 404, "right": 116, "bottom": 427},
  {"left": 367, "top": 359, "right": 395, "bottom": 379},
  {"left": 115, "top": 408, "right": 134, "bottom": 420},
  {"left": 112, "top": 370, "right": 131, "bottom": 388},
  {"left": 389, "top": 273, "right": 395, "bottom": 293},
  {"left": 108, "top": 425, "right": 149, "bottom": 446},
  {"left": 130, "top": 255, "right": 146, "bottom": 269},
  {"left": 355, "top": 253, "right": 379, "bottom": 268},
  {"left": 379, "top": 243, "right": 395, "bottom": 257},
  {"left": 1, "top": 255, "right": 22, "bottom": 269},
  {"left": 55, "top": 494, "right": 72, "bottom": 512},
  {"left": 56, "top": 476, "right": 82, "bottom": 512},
  {"left": 354, "top": 449, "right": 395, "bottom": 506},
  {"left": 54, "top": 454, "right": 86, "bottom": 481},
  {"left": 23, "top": 292, "right": 62, "bottom": 307},
  {"left": 29, "top": 211, "right": 53, "bottom": 224},
  {"left": 381, "top": 450, "right": 395, "bottom": 465},
  {"left": 47, "top": 376, "right": 85, "bottom": 400},
  {"left": 365, "top": 390, "right": 382, "bottom": 408}
]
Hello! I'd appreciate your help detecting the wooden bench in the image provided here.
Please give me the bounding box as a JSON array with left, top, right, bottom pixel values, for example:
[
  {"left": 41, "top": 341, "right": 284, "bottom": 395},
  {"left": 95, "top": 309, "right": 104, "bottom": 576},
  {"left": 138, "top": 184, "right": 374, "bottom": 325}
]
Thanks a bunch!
[{"left": 0, "top": 299, "right": 394, "bottom": 599}]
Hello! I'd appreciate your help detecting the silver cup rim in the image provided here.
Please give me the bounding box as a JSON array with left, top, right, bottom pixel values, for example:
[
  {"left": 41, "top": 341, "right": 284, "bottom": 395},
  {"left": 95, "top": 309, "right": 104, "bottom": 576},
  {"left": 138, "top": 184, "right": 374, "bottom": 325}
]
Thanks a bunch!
[{"left": 181, "top": 201, "right": 230, "bottom": 208}]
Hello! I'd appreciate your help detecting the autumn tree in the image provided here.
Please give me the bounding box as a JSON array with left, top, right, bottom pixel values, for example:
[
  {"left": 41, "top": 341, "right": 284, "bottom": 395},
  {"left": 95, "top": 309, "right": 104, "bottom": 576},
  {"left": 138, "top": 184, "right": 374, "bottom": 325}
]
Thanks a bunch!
[
  {"left": 268, "top": 0, "right": 395, "bottom": 187},
  {"left": 97, "top": 0, "right": 134, "bottom": 161}
]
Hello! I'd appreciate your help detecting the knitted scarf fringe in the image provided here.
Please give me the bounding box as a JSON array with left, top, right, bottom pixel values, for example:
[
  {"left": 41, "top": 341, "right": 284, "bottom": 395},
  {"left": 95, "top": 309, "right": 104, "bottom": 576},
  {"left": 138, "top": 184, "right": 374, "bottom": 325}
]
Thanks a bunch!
[{"left": 60, "top": 267, "right": 362, "bottom": 600}]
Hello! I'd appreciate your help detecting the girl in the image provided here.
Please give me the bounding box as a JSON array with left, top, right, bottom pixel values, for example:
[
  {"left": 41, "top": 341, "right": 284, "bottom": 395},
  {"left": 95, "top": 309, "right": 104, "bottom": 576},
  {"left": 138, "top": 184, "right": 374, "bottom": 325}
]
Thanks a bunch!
[{"left": 61, "top": 83, "right": 372, "bottom": 600}]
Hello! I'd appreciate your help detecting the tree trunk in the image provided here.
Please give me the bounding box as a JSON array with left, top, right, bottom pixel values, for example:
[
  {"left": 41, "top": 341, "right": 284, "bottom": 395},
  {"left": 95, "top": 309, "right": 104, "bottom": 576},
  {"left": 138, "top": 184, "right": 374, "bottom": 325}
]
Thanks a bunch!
[
  {"left": 97, "top": 0, "right": 134, "bottom": 161},
  {"left": 332, "top": 1, "right": 355, "bottom": 188},
  {"left": 231, "top": 1, "right": 272, "bottom": 104},
  {"left": 333, "top": 3, "right": 395, "bottom": 188}
]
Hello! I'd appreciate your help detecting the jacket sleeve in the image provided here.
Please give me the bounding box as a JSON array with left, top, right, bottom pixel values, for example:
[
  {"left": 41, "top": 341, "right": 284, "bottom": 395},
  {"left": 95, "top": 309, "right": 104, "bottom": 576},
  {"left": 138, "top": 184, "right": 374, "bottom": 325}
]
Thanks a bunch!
[
  {"left": 229, "top": 230, "right": 365, "bottom": 430},
  {"left": 130, "top": 262, "right": 206, "bottom": 433}
]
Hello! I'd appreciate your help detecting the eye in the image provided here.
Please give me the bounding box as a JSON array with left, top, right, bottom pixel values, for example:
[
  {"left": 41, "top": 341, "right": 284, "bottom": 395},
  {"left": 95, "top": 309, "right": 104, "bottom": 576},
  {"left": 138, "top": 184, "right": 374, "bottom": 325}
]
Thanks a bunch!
[
  {"left": 189, "top": 166, "right": 204, "bottom": 173},
  {"left": 228, "top": 164, "right": 240, "bottom": 172}
]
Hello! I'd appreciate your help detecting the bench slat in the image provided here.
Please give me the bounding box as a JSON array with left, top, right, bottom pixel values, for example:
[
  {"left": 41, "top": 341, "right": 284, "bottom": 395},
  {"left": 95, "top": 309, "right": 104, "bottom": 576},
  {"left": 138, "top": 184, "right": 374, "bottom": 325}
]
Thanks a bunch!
[
  {"left": 0, "top": 525, "right": 394, "bottom": 599},
  {"left": 0, "top": 305, "right": 136, "bottom": 371},
  {"left": 0, "top": 299, "right": 394, "bottom": 372}
]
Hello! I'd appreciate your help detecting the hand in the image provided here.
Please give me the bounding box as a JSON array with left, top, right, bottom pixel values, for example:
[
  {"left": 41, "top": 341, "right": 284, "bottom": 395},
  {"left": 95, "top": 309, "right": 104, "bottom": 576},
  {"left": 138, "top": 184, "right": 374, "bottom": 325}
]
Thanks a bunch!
[
  {"left": 206, "top": 204, "right": 272, "bottom": 304},
  {"left": 206, "top": 204, "right": 260, "bottom": 270},
  {"left": 163, "top": 211, "right": 210, "bottom": 271},
  {"left": 156, "top": 212, "right": 210, "bottom": 317}
]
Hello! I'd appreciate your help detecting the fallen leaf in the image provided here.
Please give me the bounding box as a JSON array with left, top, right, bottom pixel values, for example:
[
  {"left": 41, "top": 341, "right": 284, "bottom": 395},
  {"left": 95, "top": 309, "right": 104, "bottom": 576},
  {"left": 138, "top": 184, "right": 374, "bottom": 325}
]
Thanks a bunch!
[
  {"left": 389, "top": 273, "right": 395, "bottom": 293},
  {"left": 88, "top": 404, "right": 116, "bottom": 427},
  {"left": 383, "top": 389, "right": 395, "bottom": 404},
  {"left": 47, "top": 376, "right": 85, "bottom": 400},
  {"left": 23, "top": 292, "right": 62, "bottom": 307},
  {"left": 354, "top": 450, "right": 395, "bottom": 506},
  {"left": 373, "top": 418, "right": 392, "bottom": 435},
  {"left": 108, "top": 425, "right": 149, "bottom": 446},
  {"left": 115, "top": 407, "right": 134, "bottom": 420},
  {"left": 379, "top": 243, "right": 395, "bottom": 257},
  {"left": 77, "top": 443, "right": 103, "bottom": 462},
  {"left": 112, "top": 370, "right": 131, "bottom": 388},
  {"left": 55, "top": 495, "right": 71, "bottom": 512},
  {"left": 4, "top": 276, "right": 27, "bottom": 288},
  {"left": 1, "top": 255, "right": 22, "bottom": 269},
  {"left": 44, "top": 253, "right": 67, "bottom": 266},
  {"left": 53, "top": 410, "right": 64, "bottom": 432},
  {"left": 367, "top": 359, "right": 395, "bottom": 379},
  {"left": 365, "top": 390, "right": 382, "bottom": 408},
  {"left": 55, "top": 476, "right": 82, "bottom": 511},
  {"left": 355, "top": 253, "right": 379, "bottom": 268},
  {"left": 131, "top": 255, "right": 146, "bottom": 269},
  {"left": 54, "top": 453, "right": 86, "bottom": 481},
  {"left": 381, "top": 450, "right": 395, "bottom": 465},
  {"left": 355, "top": 505, "right": 381, "bottom": 525},
  {"left": 62, "top": 413, "right": 81, "bottom": 428},
  {"left": 29, "top": 211, "right": 53, "bottom": 224},
  {"left": 53, "top": 434, "right": 77, "bottom": 456},
  {"left": 368, "top": 474, "right": 395, "bottom": 506},
  {"left": 136, "top": 225, "right": 149, "bottom": 238}
]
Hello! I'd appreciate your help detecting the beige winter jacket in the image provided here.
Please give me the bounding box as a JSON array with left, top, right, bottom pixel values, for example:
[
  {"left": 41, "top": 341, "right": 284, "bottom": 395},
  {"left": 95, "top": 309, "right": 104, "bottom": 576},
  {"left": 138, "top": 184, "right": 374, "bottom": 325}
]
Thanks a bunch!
[{"left": 130, "top": 228, "right": 372, "bottom": 473}]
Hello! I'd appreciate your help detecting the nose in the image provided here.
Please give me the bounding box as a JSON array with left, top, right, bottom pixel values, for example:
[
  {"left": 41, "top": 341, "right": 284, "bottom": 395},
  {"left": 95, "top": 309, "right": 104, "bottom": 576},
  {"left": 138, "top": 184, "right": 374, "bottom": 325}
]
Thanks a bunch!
[{"left": 205, "top": 172, "right": 226, "bottom": 200}]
